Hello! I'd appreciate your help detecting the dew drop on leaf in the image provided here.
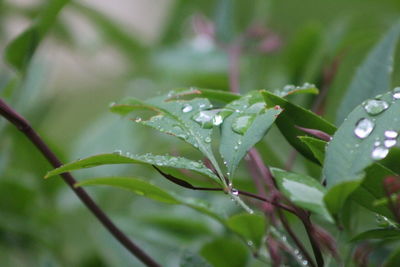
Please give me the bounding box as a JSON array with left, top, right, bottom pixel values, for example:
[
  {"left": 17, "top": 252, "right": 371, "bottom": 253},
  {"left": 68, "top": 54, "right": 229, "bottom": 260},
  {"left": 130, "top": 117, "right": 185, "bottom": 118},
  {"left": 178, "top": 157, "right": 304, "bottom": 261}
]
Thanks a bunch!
[
  {"left": 384, "top": 139, "right": 397, "bottom": 148},
  {"left": 182, "top": 104, "right": 193, "bottom": 113},
  {"left": 192, "top": 111, "right": 214, "bottom": 128},
  {"left": 393, "top": 87, "right": 400, "bottom": 99},
  {"left": 354, "top": 118, "right": 375, "bottom": 139},
  {"left": 384, "top": 130, "right": 398, "bottom": 139},
  {"left": 232, "top": 115, "right": 255, "bottom": 135},
  {"left": 371, "top": 146, "right": 389, "bottom": 160},
  {"left": 212, "top": 114, "right": 223, "bottom": 126},
  {"left": 231, "top": 188, "right": 239, "bottom": 196},
  {"left": 362, "top": 99, "right": 389, "bottom": 115},
  {"left": 113, "top": 150, "right": 122, "bottom": 155},
  {"left": 204, "top": 137, "right": 211, "bottom": 143}
]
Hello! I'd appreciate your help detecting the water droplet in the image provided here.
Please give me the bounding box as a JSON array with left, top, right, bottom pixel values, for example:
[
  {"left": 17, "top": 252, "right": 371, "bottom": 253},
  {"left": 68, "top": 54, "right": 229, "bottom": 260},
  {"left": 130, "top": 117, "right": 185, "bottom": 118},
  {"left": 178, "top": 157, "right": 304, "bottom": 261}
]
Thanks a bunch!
[
  {"left": 223, "top": 161, "right": 227, "bottom": 165},
  {"left": 212, "top": 114, "right": 223, "bottom": 126},
  {"left": 371, "top": 146, "right": 389, "bottom": 160},
  {"left": 232, "top": 115, "right": 255, "bottom": 135},
  {"left": 384, "top": 139, "right": 397, "bottom": 148},
  {"left": 362, "top": 99, "right": 389, "bottom": 115},
  {"left": 231, "top": 188, "right": 239, "bottom": 196},
  {"left": 182, "top": 104, "right": 193, "bottom": 113},
  {"left": 199, "top": 103, "right": 206, "bottom": 109},
  {"left": 237, "top": 140, "right": 242, "bottom": 145},
  {"left": 302, "top": 260, "right": 308, "bottom": 266},
  {"left": 113, "top": 150, "right": 122, "bottom": 155},
  {"left": 354, "top": 118, "right": 374, "bottom": 139},
  {"left": 227, "top": 172, "right": 231, "bottom": 176},
  {"left": 385, "top": 130, "right": 398, "bottom": 139},
  {"left": 109, "top": 102, "right": 116, "bottom": 108},
  {"left": 393, "top": 87, "right": 400, "bottom": 99},
  {"left": 192, "top": 111, "right": 214, "bottom": 128},
  {"left": 247, "top": 241, "right": 254, "bottom": 246},
  {"left": 135, "top": 117, "right": 142, "bottom": 122},
  {"left": 205, "top": 137, "right": 211, "bottom": 143},
  {"left": 294, "top": 249, "right": 300, "bottom": 255},
  {"left": 234, "top": 145, "right": 239, "bottom": 151},
  {"left": 374, "top": 141, "right": 381, "bottom": 146}
]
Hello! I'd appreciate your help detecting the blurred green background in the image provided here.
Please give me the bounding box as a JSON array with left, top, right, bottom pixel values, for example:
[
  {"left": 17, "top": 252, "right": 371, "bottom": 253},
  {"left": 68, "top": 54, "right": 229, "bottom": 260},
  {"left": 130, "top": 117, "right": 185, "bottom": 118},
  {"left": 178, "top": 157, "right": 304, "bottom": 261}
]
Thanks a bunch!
[{"left": 1, "top": 0, "right": 400, "bottom": 266}]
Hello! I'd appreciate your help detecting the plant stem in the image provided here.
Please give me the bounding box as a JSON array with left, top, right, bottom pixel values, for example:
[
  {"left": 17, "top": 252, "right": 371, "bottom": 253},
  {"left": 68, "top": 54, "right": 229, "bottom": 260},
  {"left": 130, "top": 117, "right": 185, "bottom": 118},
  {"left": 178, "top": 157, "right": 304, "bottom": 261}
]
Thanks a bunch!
[{"left": 0, "top": 99, "right": 160, "bottom": 267}]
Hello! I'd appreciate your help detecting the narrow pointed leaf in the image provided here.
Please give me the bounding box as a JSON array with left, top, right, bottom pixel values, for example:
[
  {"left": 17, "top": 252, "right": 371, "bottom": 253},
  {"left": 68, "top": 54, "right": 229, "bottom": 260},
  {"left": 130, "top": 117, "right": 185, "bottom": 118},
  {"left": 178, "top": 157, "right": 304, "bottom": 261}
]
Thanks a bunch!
[
  {"left": 76, "top": 177, "right": 180, "bottom": 204},
  {"left": 272, "top": 82, "right": 318, "bottom": 98},
  {"left": 262, "top": 90, "right": 336, "bottom": 163},
  {"left": 76, "top": 177, "right": 225, "bottom": 224},
  {"left": 45, "top": 153, "right": 221, "bottom": 185},
  {"left": 324, "top": 90, "right": 400, "bottom": 216},
  {"left": 220, "top": 91, "right": 282, "bottom": 178},
  {"left": 298, "top": 136, "right": 327, "bottom": 164},
  {"left": 271, "top": 168, "right": 332, "bottom": 222},
  {"left": 351, "top": 228, "right": 400, "bottom": 242},
  {"left": 337, "top": 22, "right": 400, "bottom": 123}
]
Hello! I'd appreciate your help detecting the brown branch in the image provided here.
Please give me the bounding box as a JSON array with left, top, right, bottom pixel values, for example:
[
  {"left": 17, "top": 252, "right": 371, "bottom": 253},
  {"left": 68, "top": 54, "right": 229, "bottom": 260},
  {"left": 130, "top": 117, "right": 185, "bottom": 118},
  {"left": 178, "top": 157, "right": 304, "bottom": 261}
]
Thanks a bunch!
[{"left": 0, "top": 99, "right": 160, "bottom": 267}]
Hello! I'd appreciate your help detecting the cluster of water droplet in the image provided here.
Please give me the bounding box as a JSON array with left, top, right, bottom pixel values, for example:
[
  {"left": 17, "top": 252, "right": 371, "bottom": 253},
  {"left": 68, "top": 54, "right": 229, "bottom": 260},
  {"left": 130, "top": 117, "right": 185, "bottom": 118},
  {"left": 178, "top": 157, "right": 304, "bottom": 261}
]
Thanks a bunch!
[
  {"left": 353, "top": 90, "right": 400, "bottom": 160},
  {"left": 273, "top": 82, "right": 315, "bottom": 97},
  {"left": 293, "top": 249, "right": 308, "bottom": 266}
]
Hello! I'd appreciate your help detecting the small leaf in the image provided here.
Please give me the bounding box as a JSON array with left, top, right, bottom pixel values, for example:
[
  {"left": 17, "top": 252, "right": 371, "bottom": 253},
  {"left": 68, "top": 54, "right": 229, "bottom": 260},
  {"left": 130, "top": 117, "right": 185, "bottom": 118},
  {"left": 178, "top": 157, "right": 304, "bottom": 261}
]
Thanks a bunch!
[
  {"left": 351, "top": 228, "right": 400, "bottom": 242},
  {"left": 220, "top": 91, "right": 282, "bottom": 178},
  {"left": 76, "top": 177, "right": 180, "bottom": 204},
  {"left": 337, "top": 22, "right": 400, "bottom": 123},
  {"left": 201, "top": 238, "right": 249, "bottom": 267},
  {"left": 45, "top": 153, "right": 221, "bottom": 185},
  {"left": 271, "top": 168, "right": 333, "bottom": 222},
  {"left": 4, "top": 0, "right": 70, "bottom": 71},
  {"left": 227, "top": 213, "right": 266, "bottom": 248},
  {"left": 262, "top": 90, "right": 336, "bottom": 164},
  {"left": 298, "top": 136, "right": 327, "bottom": 164}
]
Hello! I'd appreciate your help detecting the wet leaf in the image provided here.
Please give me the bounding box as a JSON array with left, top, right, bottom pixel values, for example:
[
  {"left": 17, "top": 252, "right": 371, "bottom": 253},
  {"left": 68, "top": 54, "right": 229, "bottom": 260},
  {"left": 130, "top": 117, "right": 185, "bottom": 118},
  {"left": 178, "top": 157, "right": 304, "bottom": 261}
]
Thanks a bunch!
[{"left": 220, "top": 91, "right": 282, "bottom": 178}]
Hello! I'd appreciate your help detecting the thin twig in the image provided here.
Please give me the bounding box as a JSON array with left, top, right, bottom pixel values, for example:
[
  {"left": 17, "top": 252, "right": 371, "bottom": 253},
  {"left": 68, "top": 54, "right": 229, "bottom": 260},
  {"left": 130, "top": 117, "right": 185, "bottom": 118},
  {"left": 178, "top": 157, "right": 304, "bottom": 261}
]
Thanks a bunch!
[{"left": 0, "top": 99, "right": 160, "bottom": 267}]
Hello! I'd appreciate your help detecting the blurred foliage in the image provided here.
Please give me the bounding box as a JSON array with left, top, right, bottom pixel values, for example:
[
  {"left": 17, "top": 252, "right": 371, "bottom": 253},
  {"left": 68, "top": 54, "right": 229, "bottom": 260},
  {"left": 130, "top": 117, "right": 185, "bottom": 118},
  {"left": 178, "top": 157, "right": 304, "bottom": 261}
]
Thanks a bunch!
[{"left": 1, "top": 0, "right": 400, "bottom": 266}]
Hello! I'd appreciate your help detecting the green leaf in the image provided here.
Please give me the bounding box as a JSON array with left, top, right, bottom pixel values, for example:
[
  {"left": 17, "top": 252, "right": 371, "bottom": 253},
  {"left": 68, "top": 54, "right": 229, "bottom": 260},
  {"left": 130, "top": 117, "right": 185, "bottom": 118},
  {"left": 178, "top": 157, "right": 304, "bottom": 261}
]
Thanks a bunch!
[
  {"left": 76, "top": 177, "right": 180, "bottom": 204},
  {"left": 110, "top": 90, "right": 226, "bottom": 184},
  {"left": 4, "top": 0, "right": 70, "bottom": 71},
  {"left": 220, "top": 91, "right": 282, "bottom": 178},
  {"left": 324, "top": 90, "right": 400, "bottom": 216},
  {"left": 262, "top": 90, "right": 336, "bottom": 163},
  {"left": 271, "top": 168, "right": 332, "bottom": 222},
  {"left": 227, "top": 213, "right": 266, "bottom": 248},
  {"left": 271, "top": 83, "right": 319, "bottom": 98},
  {"left": 298, "top": 136, "right": 327, "bottom": 164},
  {"left": 351, "top": 228, "right": 400, "bottom": 242},
  {"left": 180, "top": 251, "right": 211, "bottom": 267},
  {"left": 45, "top": 153, "right": 221, "bottom": 185},
  {"left": 167, "top": 88, "right": 240, "bottom": 103},
  {"left": 336, "top": 22, "right": 400, "bottom": 123},
  {"left": 201, "top": 237, "right": 249, "bottom": 267},
  {"left": 76, "top": 177, "right": 225, "bottom": 224}
]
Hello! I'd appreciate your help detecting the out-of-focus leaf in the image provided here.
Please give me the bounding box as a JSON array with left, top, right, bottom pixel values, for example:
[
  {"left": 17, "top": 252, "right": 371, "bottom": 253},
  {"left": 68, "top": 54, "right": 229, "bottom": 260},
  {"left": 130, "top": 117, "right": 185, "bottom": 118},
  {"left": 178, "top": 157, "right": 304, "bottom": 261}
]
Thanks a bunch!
[
  {"left": 324, "top": 91, "right": 400, "bottom": 216},
  {"left": 298, "top": 136, "right": 327, "bottom": 164},
  {"left": 226, "top": 213, "right": 266, "bottom": 248},
  {"left": 351, "top": 228, "right": 400, "bottom": 242},
  {"left": 45, "top": 153, "right": 221, "bottom": 185},
  {"left": 4, "top": 0, "right": 70, "bottom": 71},
  {"left": 336, "top": 22, "right": 400, "bottom": 123},
  {"left": 76, "top": 177, "right": 180, "bottom": 204},
  {"left": 220, "top": 91, "right": 282, "bottom": 178},
  {"left": 180, "top": 251, "right": 211, "bottom": 267},
  {"left": 271, "top": 168, "right": 332, "bottom": 222},
  {"left": 384, "top": 248, "right": 400, "bottom": 267},
  {"left": 71, "top": 2, "right": 146, "bottom": 61},
  {"left": 76, "top": 177, "right": 225, "bottom": 223},
  {"left": 262, "top": 90, "right": 336, "bottom": 163},
  {"left": 200, "top": 237, "right": 249, "bottom": 267}
]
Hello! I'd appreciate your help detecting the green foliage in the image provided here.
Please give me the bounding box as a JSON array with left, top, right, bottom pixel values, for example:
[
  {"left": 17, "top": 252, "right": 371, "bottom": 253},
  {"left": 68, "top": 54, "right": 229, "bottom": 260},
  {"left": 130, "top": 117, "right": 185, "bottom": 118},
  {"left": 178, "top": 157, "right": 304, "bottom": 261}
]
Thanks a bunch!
[{"left": 3, "top": 0, "right": 400, "bottom": 266}]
